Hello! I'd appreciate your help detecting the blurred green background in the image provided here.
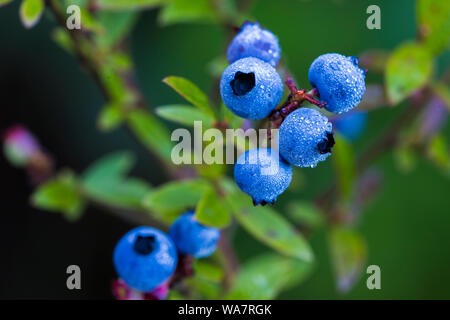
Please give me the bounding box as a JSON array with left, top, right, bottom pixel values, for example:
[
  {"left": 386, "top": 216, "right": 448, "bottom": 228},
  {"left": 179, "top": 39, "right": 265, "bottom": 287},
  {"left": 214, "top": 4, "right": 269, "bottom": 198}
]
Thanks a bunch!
[{"left": 1, "top": 0, "right": 449, "bottom": 299}]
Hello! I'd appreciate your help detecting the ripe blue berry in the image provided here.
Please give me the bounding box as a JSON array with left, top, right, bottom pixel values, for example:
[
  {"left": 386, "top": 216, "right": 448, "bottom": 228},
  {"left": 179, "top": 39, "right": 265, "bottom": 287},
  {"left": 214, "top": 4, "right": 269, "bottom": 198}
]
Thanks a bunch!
[
  {"left": 113, "top": 226, "right": 177, "bottom": 292},
  {"left": 227, "top": 22, "right": 281, "bottom": 67},
  {"left": 308, "top": 53, "right": 366, "bottom": 114},
  {"left": 234, "top": 148, "right": 293, "bottom": 205},
  {"left": 279, "top": 108, "right": 334, "bottom": 168},
  {"left": 169, "top": 211, "right": 220, "bottom": 258},
  {"left": 333, "top": 111, "right": 368, "bottom": 141},
  {"left": 220, "top": 57, "right": 283, "bottom": 120}
]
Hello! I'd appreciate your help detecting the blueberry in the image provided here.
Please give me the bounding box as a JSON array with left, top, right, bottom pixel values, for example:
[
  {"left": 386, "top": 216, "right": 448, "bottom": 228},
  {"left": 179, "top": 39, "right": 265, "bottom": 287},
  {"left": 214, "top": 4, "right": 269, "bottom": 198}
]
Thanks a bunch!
[
  {"left": 279, "top": 108, "right": 334, "bottom": 168},
  {"left": 234, "top": 148, "right": 293, "bottom": 205},
  {"left": 308, "top": 53, "right": 366, "bottom": 114},
  {"left": 169, "top": 211, "right": 220, "bottom": 258},
  {"left": 332, "top": 111, "right": 368, "bottom": 141},
  {"left": 227, "top": 22, "right": 281, "bottom": 67},
  {"left": 220, "top": 57, "right": 283, "bottom": 120},
  {"left": 113, "top": 226, "right": 177, "bottom": 292}
]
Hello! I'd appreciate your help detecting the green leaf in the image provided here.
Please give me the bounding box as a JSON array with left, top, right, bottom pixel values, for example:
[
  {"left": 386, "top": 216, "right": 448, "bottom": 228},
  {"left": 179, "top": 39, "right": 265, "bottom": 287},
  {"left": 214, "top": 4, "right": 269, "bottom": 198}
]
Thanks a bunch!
[
  {"left": 226, "top": 253, "right": 313, "bottom": 300},
  {"left": 186, "top": 275, "right": 221, "bottom": 299},
  {"left": 193, "top": 260, "right": 224, "bottom": 283},
  {"left": 82, "top": 151, "right": 151, "bottom": 209},
  {"left": 52, "top": 28, "right": 74, "bottom": 54},
  {"left": 156, "top": 104, "right": 215, "bottom": 127},
  {"left": 158, "top": 0, "right": 216, "bottom": 26},
  {"left": 224, "top": 180, "right": 313, "bottom": 262},
  {"left": 31, "top": 171, "right": 86, "bottom": 221},
  {"left": 142, "top": 179, "right": 210, "bottom": 222},
  {"left": 98, "top": 104, "right": 124, "bottom": 131},
  {"left": 287, "top": 201, "right": 325, "bottom": 230},
  {"left": 0, "top": 0, "right": 14, "bottom": 8},
  {"left": 427, "top": 134, "right": 450, "bottom": 175},
  {"left": 385, "top": 42, "right": 434, "bottom": 105},
  {"left": 20, "top": 0, "right": 44, "bottom": 29},
  {"left": 126, "top": 109, "right": 174, "bottom": 161},
  {"left": 417, "top": 0, "right": 450, "bottom": 54},
  {"left": 163, "top": 76, "right": 214, "bottom": 116},
  {"left": 332, "top": 134, "right": 356, "bottom": 203},
  {"left": 394, "top": 146, "right": 417, "bottom": 173},
  {"left": 195, "top": 187, "right": 231, "bottom": 228},
  {"left": 95, "top": 0, "right": 167, "bottom": 10},
  {"left": 96, "top": 12, "right": 138, "bottom": 49},
  {"left": 328, "top": 226, "right": 367, "bottom": 293}
]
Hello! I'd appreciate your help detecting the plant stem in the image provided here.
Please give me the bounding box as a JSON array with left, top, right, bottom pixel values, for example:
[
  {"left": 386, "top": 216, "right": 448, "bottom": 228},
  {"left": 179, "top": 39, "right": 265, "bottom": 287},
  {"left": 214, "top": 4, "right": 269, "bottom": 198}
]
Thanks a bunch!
[{"left": 47, "top": 0, "right": 178, "bottom": 179}]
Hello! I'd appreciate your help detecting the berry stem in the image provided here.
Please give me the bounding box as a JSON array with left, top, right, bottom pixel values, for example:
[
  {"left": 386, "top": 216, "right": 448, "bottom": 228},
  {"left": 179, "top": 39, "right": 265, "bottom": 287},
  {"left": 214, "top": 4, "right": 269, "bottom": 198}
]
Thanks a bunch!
[{"left": 269, "top": 78, "right": 326, "bottom": 129}]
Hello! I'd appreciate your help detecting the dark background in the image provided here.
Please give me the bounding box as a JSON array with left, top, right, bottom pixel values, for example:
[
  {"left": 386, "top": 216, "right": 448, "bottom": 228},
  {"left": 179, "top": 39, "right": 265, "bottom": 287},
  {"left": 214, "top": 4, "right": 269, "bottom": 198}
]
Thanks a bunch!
[{"left": 1, "top": 0, "right": 449, "bottom": 299}]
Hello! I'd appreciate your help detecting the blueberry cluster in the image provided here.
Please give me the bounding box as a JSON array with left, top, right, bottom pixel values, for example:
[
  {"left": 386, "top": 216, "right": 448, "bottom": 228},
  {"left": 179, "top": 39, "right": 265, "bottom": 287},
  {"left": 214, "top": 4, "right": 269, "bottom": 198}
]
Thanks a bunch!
[
  {"left": 220, "top": 22, "right": 366, "bottom": 205},
  {"left": 113, "top": 212, "right": 219, "bottom": 296}
]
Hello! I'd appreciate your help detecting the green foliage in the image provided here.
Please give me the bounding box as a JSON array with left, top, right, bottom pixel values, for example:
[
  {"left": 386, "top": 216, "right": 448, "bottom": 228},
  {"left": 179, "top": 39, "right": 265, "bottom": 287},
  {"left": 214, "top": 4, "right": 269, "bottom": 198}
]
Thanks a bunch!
[
  {"left": 417, "top": 0, "right": 450, "bottom": 54},
  {"left": 328, "top": 226, "right": 367, "bottom": 293},
  {"left": 432, "top": 82, "right": 450, "bottom": 111},
  {"left": 332, "top": 134, "right": 356, "bottom": 204},
  {"left": 0, "top": 0, "right": 14, "bottom": 7},
  {"left": 94, "top": 0, "right": 167, "bottom": 11},
  {"left": 187, "top": 260, "right": 224, "bottom": 299},
  {"left": 193, "top": 260, "right": 224, "bottom": 283},
  {"left": 163, "top": 76, "right": 215, "bottom": 117},
  {"left": 427, "top": 134, "right": 450, "bottom": 175},
  {"left": 127, "top": 109, "right": 174, "bottom": 161},
  {"left": 195, "top": 187, "right": 231, "bottom": 228},
  {"left": 394, "top": 146, "right": 417, "bottom": 173},
  {"left": 158, "top": 0, "right": 217, "bottom": 26},
  {"left": 287, "top": 201, "right": 325, "bottom": 230},
  {"left": 223, "top": 180, "right": 313, "bottom": 262},
  {"left": 142, "top": 179, "right": 210, "bottom": 222},
  {"left": 19, "top": 0, "right": 44, "bottom": 29},
  {"left": 52, "top": 28, "right": 74, "bottom": 54},
  {"left": 82, "top": 151, "right": 151, "bottom": 209},
  {"left": 226, "top": 253, "right": 313, "bottom": 299},
  {"left": 156, "top": 104, "right": 214, "bottom": 128},
  {"left": 95, "top": 12, "right": 138, "bottom": 49},
  {"left": 385, "top": 42, "right": 434, "bottom": 105},
  {"left": 31, "top": 171, "right": 86, "bottom": 221},
  {"left": 98, "top": 104, "right": 124, "bottom": 131}
]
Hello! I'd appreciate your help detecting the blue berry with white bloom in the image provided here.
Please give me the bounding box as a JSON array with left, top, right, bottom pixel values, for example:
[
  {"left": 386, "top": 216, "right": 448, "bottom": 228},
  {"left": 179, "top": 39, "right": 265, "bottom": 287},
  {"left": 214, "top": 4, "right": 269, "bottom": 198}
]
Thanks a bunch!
[
  {"left": 308, "top": 53, "right": 366, "bottom": 114},
  {"left": 227, "top": 22, "right": 281, "bottom": 67},
  {"left": 279, "top": 108, "right": 334, "bottom": 168},
  {"left": 113, "top": 226, "right": 177, "bottom": 292},
  {"left": 220, "top": 57, "right": 283, "bottom": 120},
  {"left": 333, "top": 111, "right": 368, "bottom": 141},
  {"left": 234, "top": 148, "right": 293, "bottom": 205},
  {"left": 169, "top": 211, "right": 220, "bottom": 258}
]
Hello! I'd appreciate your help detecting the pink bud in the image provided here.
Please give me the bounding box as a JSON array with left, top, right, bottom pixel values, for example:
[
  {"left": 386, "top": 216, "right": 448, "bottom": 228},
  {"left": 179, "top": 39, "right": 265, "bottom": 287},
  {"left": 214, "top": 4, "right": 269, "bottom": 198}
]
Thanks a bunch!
[{"left": 3, "top": 125, "right": 40, "bottom": 167}]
